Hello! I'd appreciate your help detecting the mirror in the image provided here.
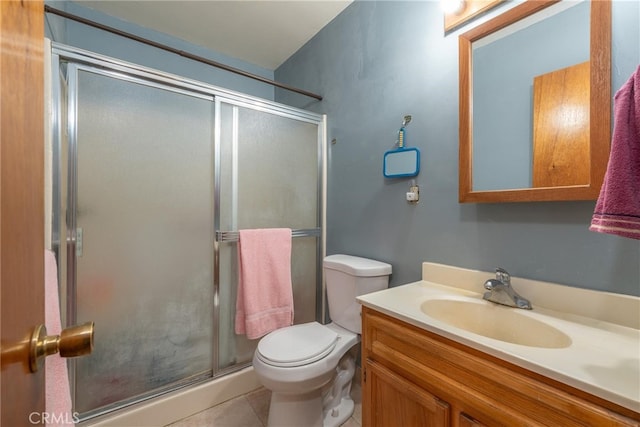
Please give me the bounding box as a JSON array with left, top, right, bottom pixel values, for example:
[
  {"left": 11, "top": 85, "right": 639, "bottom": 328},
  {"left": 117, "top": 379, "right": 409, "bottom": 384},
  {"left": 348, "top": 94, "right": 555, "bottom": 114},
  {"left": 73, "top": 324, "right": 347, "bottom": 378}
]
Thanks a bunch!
[
  {"left": 383, "top": 148, "right": 420, "bottom": 178},
  {"left": 459, "top": 0, "right": 611, "bottom": 203}
]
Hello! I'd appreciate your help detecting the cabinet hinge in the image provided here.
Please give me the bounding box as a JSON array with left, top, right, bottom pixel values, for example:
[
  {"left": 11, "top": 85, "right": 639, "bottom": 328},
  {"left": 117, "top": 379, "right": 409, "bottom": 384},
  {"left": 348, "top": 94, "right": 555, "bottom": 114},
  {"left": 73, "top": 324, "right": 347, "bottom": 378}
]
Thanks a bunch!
[{"left": 363, "top": 368, "right": 367, "bottom": 383}]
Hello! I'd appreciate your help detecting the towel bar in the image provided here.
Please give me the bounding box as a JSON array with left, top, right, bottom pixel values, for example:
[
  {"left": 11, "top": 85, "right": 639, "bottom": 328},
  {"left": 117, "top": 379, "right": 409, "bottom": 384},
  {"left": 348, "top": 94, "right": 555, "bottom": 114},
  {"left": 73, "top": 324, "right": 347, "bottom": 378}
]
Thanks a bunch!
[{"left": 216, "top": 228, "right": 321, "bottom": 243}]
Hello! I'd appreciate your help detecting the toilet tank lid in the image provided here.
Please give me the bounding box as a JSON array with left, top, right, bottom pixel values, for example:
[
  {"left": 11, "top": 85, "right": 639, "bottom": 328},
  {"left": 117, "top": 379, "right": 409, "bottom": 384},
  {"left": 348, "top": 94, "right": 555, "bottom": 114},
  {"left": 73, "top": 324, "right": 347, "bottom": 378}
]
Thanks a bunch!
[{"left": 324, "top": 254, "right": 392, "bottom": 277}]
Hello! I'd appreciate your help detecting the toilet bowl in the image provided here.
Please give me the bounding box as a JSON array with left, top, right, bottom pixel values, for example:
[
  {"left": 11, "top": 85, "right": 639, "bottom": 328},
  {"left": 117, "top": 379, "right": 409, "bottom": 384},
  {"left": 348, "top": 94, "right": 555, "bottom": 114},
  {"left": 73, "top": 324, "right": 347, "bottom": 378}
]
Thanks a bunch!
[{"left": 252, "top": 254, "right": 392, "bottom": 427}]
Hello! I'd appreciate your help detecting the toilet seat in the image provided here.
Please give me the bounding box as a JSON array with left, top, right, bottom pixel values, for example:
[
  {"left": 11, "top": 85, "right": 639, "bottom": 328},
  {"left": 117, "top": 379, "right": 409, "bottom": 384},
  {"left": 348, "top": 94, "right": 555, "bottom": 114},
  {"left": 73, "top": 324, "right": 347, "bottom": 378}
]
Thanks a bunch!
[{"left": 257, "top": 322, "right": 339, "bottom": 368}]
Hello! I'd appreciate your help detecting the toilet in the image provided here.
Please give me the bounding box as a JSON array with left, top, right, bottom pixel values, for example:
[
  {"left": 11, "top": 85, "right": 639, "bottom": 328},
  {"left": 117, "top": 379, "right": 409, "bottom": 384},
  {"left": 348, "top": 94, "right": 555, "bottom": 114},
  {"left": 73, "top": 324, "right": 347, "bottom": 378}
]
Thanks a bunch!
[{"left": 252, "top": 254, "right": 392, "bottom": 427}]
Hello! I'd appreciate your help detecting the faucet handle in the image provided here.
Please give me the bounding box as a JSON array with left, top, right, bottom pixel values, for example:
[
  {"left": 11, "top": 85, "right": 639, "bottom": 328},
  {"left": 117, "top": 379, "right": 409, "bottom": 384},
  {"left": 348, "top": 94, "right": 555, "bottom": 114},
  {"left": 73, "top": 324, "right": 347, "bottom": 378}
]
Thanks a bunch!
[
  {"left": 484, "top": 278, "right": 502, "bottom": 291},
  {"left": 495, "top": 267, "right": 511, "bottom": 284}
]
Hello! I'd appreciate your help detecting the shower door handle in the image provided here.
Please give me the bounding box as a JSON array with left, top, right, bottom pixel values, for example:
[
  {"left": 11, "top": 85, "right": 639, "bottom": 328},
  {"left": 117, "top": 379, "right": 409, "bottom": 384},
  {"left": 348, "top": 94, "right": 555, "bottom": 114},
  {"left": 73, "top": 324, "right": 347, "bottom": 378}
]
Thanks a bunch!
[
  {"left": 76, "top": 227, "right": 83, "bottom": 257},
  {"left": 28, "top": 321, "right": 95, "bottom": 372}
]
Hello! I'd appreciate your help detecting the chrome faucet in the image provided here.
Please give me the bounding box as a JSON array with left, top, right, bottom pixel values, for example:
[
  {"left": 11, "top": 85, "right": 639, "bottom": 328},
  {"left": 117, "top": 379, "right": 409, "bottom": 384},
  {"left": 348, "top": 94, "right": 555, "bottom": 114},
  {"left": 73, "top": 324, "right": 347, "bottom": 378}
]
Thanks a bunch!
[{"left": 483, "top": 268, "right": 532, "bottom": 310}]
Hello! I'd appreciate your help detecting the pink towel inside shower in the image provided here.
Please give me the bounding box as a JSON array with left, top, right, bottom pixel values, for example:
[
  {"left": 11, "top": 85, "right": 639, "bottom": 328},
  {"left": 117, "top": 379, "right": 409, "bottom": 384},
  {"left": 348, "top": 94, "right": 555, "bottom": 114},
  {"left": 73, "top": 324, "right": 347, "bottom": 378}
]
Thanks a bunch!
[
  {"left": 235, "top": 228, "right": 294, "bottom": 340},
  {"left": 590, "top": 65, "right": 640, "bottom": 240},
  {"left": 45, "top": 249, "right": 75, "bottom": 426}
]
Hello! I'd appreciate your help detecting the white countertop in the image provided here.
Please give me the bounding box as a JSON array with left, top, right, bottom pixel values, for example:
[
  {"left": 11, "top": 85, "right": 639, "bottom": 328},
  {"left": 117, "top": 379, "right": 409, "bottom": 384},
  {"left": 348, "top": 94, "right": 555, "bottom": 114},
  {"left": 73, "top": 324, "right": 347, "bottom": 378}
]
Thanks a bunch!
[{"left": 356, "top": 263, "right": 640, "bottom": 413}]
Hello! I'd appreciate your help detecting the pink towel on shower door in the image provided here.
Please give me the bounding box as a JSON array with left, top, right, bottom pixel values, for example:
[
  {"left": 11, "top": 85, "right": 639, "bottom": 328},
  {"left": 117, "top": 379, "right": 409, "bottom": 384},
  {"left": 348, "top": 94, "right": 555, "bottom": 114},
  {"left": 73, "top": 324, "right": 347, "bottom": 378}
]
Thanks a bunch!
[
  {"left": 45, "top": 249, "right": 75, "bottom": 426},
  {"left": 590, "top": 65, "right": 640, "bottom": 239},
  {"left": 235, "top": 228, "right": 294, "bottom": 340}
]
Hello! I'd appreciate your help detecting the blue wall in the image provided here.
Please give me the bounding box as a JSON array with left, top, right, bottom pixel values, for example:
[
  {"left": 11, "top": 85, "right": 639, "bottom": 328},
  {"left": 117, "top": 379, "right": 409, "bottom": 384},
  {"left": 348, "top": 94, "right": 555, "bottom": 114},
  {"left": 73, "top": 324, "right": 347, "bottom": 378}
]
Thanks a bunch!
[
  {"left": 275, "top": 0, "right": 640, "bottom": 296},
  {"left": 45, "top": 1, "right": 275, "bottom": 100}
]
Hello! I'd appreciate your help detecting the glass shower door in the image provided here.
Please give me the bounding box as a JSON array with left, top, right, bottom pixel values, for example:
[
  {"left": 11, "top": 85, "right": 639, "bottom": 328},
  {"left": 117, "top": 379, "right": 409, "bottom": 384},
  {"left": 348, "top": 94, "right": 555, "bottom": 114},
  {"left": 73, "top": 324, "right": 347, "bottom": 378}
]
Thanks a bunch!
[
  {"left": 216, "top": 101, "right": 322, "bottom": 369},
  {"left": 55, "top": 44, "right": 326, "bottom": 421},
  {"left": 69, "top": 67, "right": 215, "bottom": 416}
]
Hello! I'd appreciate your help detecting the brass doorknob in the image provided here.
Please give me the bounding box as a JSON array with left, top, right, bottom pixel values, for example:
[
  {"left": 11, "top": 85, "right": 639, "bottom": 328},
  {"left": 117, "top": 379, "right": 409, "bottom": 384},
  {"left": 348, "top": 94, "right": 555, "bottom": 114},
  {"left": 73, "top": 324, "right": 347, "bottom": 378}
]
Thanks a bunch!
[{"left": 29, "top": 321, "right": 94, "bottom": 372}]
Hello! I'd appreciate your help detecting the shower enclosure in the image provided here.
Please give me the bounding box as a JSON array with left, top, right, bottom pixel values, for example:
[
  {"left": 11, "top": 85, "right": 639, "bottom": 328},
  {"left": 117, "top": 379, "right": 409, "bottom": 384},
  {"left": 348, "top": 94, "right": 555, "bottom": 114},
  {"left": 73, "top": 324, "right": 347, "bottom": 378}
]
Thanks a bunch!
[{"left": 50, "top": 44, "right": 326, "bottom": 421}]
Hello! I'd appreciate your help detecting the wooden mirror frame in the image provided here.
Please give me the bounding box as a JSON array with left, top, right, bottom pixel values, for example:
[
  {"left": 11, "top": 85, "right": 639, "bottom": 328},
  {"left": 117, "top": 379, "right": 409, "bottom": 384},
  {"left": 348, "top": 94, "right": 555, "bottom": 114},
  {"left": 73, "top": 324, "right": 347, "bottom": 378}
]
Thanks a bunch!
[{"left": 458, "top": 0, "right": 611, "bottom": 203}]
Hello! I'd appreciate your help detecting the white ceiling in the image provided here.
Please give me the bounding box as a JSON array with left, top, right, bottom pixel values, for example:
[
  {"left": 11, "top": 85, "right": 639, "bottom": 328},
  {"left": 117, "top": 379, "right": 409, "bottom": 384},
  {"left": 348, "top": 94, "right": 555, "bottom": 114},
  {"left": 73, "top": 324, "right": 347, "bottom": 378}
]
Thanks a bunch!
[{"left": 75, "top": 0, "right": 353, "bottom": 70}]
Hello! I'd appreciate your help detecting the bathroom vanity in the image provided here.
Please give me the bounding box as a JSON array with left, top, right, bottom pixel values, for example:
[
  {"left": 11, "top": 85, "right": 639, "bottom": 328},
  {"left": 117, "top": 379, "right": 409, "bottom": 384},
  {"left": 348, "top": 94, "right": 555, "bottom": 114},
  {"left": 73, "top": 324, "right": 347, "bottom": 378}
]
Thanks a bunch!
[{"left": 358, "top": 263, "right": 640, "bottom": 426}]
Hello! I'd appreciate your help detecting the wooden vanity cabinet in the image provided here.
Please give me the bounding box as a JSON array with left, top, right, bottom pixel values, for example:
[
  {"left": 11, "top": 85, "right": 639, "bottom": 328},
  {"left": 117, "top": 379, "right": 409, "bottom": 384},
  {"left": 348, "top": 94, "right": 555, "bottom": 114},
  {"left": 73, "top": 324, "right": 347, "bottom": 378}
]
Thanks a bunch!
[
  {"left": 361, "top": 307, "right": 640, "bottom": 427},
  {"left": 365, "top": 359, "right": 450, "bottom": 426}
]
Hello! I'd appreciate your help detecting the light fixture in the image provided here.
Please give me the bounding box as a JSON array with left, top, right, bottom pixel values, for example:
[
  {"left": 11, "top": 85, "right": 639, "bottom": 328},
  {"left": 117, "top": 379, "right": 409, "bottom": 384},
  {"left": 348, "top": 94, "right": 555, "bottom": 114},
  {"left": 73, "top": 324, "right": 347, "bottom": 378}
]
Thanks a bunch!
[{"left": 441, "top": 0, "right": 465, "bottom": 15}]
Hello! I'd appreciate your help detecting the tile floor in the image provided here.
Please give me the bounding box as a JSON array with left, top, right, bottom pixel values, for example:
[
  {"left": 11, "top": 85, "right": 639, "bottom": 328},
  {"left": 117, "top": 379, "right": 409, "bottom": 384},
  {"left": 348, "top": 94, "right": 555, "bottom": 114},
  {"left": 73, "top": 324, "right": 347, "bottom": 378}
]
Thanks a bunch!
[{"left": 167, "top": 382, "right": 362, "bottom": 427}]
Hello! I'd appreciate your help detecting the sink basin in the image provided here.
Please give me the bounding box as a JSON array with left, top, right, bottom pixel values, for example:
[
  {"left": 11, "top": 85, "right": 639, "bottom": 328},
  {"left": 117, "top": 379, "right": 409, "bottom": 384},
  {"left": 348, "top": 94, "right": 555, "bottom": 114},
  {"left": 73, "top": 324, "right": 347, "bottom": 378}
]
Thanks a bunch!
[{"left": 420, "top": 299, "right": 572, "bottom": 348}]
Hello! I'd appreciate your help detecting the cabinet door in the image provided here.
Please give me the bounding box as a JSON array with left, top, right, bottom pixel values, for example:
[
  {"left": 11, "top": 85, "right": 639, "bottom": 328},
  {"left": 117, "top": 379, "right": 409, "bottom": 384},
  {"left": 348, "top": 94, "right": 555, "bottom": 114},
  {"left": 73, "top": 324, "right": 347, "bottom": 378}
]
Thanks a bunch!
[{"left": 363, "top": 360, "right": 450, "bottom": 427}]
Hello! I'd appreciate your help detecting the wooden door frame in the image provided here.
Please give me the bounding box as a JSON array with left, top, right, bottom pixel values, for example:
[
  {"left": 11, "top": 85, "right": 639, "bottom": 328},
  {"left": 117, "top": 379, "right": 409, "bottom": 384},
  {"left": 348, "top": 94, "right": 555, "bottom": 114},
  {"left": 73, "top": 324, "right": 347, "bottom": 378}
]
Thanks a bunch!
[{"left": 1, "top": 0, "right": 46, "bottom": 425}]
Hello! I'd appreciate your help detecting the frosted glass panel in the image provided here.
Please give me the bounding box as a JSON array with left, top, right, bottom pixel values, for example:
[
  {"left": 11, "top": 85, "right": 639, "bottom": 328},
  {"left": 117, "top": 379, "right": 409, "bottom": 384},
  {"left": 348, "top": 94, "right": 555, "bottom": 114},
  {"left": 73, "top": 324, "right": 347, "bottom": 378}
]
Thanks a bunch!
[
  {"left": 236, "top": 107, "right": 319, "bottom": 327},
  {"left": 217, "top": 103, "right": 320, "bottom": 369},
  {"left": 217, "top": 238, "right": 318, "bottom": 369},
  {"left": 73, "top": 70, "right": 214, "bottom": 414},
  {"left": 237, "top": 108, "right": 319, "bottom": 229}
]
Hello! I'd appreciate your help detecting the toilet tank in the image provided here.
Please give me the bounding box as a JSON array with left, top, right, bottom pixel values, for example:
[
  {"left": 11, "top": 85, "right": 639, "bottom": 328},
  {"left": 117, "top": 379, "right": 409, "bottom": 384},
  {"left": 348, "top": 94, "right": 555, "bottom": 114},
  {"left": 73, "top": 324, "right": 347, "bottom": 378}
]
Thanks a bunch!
[{"left": 323, "top": 254, "right": 392, "bottom": 334}]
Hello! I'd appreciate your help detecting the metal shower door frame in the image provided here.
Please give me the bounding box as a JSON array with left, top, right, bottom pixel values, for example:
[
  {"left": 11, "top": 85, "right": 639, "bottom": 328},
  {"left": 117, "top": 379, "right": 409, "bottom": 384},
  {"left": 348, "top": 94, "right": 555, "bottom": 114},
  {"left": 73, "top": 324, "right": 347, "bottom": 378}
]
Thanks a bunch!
[{"left": 50, "top": 42, "right": 327, "bottom": 420}]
